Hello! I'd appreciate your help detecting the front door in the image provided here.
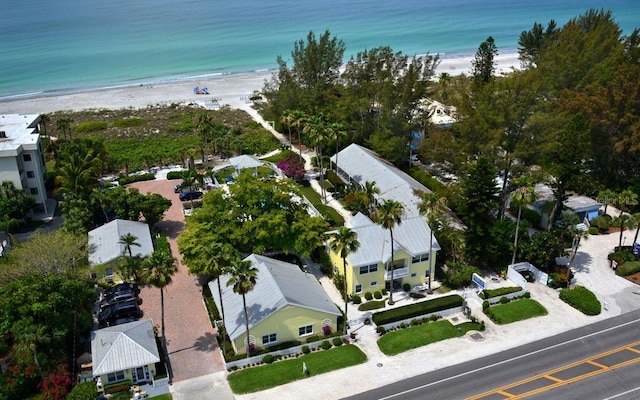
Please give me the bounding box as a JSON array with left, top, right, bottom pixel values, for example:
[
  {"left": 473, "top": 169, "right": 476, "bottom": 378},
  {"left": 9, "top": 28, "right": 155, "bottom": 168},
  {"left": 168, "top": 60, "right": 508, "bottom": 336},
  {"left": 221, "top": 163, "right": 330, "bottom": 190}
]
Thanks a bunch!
[{"left": 131, "top": 365, "right": 149, "bottom": 384}]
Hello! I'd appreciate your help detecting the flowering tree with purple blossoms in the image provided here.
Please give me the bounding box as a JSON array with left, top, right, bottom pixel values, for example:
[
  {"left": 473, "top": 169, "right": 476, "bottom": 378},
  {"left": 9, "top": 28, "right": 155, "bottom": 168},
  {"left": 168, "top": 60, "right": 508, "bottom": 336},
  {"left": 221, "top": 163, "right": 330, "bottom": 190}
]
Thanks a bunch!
[{"left": 277, "top": 155, "right": 306, "bottom": 180}]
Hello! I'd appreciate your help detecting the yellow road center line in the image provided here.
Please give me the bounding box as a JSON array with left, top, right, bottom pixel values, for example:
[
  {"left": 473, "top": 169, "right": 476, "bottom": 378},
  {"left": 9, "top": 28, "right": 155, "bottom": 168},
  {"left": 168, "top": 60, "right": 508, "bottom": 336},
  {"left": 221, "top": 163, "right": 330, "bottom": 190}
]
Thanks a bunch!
[{"left": 467, "top": 341, "right": 640, "bottom": 400}]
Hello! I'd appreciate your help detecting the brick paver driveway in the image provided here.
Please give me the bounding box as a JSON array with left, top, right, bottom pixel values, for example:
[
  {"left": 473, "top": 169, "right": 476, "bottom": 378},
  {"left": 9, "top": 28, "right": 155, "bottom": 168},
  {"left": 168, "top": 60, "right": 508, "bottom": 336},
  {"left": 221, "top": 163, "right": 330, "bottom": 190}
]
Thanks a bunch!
[{"left": 131, "top": 180, "right": 225, "bottom": 382}]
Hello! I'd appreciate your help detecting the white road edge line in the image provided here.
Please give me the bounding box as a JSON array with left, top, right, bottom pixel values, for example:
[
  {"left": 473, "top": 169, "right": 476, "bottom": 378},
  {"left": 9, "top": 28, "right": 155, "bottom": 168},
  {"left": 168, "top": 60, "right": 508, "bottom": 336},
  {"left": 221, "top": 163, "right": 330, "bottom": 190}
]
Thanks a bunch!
[
  {"left": 377, "top": 318, "right": 640, "bottom": 400},
  {"left": 603, "top": 385, "right": 640, "bottom": 399}
]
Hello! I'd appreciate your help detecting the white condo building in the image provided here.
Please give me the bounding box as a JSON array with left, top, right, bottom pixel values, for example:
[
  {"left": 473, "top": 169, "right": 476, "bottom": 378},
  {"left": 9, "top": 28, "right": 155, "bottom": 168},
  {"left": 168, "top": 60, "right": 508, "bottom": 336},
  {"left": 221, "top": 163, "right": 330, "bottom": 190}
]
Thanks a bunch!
[{"left": 0, "top": 114, "right": 48, "bottom": 213}]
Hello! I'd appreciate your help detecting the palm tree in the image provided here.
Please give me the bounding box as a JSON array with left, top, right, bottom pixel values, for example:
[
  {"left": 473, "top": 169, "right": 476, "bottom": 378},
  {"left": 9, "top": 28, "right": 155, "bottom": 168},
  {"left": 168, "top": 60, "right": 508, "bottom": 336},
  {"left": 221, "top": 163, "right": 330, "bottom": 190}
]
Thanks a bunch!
[
  {"left": 372, "top": 199, "right": 404, "bottom": 305},
  {"left": 327, "top": 122, "right": 347, "bottom": 172},
  {"left": 613, "top": 213, "right": 634, "bottom": 249},
  {"left": 632, "top": 212, "right": 640, "bottom": 245},
  {"left": 227, "top": 259, "right": 259, "bottom": 358},
  {"left": 329, "top": 227, "right": 360, "bottom": 334},
  {"left": 363, "top": 181, "right": 380, "bottom": 213},
  {"left": 56, "top": 151, "right": 101, "bottom": 199},
  {"left": 56, "top": 117, "right": 73, "bottom": 140},
  {"left": 508, "top": 179, "right": 537, "bottom": 265},
  {"left": 118, "top": 233, "right": 140, "bottom": 258},
  {"left": 291, "top": 110, "right": 307, "bottom": 161},
  {"left": 281, "top": 110, "right": 294, "bottom": 149},
  {"left": 180, "top": 168, "right": 204, "bottom": 209},
  {"left": 142, "top": 251, "right": 177, "bottom": 347},
  {"left": 303, "top": 115, "right": 329, "bottom": 203},
  {"left": 196, "top": 242, "right": 239, "bottom": 355},
  {"left": 418, "top": 192, "right": 447, "bottom": 292}
]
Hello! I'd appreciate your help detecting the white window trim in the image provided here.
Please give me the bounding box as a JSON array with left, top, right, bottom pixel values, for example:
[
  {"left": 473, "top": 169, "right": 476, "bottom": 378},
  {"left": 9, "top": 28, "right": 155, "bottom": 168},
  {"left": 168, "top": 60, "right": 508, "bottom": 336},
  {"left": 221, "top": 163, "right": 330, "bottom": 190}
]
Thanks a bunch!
[
  {"left": 355, "top": 284, "right": 363, "bottom": 294},
  {"left": 298, "top": 325, "right": 314, "bottom": 337},
  {"left": 370, "top": 281, "right": 378, "bottom": 287},
  {"left": 262, "top": 333, "right": 277, "bottom": 345}
]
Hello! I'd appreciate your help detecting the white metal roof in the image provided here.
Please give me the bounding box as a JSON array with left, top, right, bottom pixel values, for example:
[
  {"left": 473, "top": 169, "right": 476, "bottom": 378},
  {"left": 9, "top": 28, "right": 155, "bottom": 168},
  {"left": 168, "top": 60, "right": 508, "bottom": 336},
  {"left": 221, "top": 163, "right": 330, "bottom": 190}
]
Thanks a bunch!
[
  {"left": 346, "top": 214, "right": 440, "bottom": 266},
  {"left": 88, "top": 219, "right": 154, "bottom": 266},
  {"left": 91, "top": 319, "right": 159, "bottom": 376},
  {"left": 210, "top": 254, "right": 340, "bottom": 342},
  {"left": 330, "top": 143, "right": 431, "bottom": 218}
]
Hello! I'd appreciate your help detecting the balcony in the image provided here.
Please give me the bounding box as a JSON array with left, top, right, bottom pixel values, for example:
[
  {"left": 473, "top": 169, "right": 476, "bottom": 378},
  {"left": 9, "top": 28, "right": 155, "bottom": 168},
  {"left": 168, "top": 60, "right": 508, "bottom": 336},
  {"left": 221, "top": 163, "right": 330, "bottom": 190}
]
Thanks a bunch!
[{"left": 385, "top": 266, "right": 409, "bottom": 280}]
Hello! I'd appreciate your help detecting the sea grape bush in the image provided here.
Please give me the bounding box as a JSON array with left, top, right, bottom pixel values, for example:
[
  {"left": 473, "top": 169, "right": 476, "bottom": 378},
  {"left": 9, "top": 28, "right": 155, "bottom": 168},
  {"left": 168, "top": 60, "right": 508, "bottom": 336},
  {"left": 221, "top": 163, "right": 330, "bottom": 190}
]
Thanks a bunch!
[{"left": 277, "top": 155, "right": 306, "bottom": 179}]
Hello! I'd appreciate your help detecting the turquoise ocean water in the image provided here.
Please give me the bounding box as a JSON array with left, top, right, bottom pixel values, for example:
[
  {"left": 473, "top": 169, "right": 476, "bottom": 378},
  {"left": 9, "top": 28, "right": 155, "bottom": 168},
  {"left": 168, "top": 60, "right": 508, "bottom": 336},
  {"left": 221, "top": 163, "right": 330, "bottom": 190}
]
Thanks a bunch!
[{"left": 1, "top": 0, "right": 639, "bottom": 99}]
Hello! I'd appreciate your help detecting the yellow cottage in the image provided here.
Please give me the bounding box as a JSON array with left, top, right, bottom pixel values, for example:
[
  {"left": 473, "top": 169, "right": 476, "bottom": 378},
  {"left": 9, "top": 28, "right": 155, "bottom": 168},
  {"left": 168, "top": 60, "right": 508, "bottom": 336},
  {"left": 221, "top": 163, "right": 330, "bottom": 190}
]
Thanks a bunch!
[
  {"left": 328, "top": 213, "right": 440, "bottom": 296},
  {"left": 211, "top": 254, "right": 341, "bottom": 355}
]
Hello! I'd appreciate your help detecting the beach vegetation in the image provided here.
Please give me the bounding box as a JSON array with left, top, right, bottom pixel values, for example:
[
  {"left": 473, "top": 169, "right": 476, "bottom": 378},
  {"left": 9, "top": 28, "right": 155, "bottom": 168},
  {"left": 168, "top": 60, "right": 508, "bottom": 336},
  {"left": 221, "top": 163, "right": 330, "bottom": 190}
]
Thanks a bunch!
[{"left": 74, "top": 120, "right": 108, "bottom": 132}]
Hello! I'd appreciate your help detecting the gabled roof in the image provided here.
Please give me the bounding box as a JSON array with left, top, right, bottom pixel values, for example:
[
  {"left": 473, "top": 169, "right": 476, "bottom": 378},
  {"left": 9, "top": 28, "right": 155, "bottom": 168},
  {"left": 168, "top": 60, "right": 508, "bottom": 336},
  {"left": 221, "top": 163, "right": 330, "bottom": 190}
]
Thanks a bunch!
[
  {"left": 330, "top": 144, "right": 430, "bottom": 218},
  {"left": 88, "top": 219, "right": 154, "bottom": 266},
  {"left": 91, "top": 319, "right": 159, "bottom": 376},
  {"left": 229, "top": 154, "right": 263, "bottom": 169},
  {"left": 210, "top": 254, "right": 340, "bottom": 342},
  {"left": 345, "top": 213, "right": 440, "bottom": 266}
]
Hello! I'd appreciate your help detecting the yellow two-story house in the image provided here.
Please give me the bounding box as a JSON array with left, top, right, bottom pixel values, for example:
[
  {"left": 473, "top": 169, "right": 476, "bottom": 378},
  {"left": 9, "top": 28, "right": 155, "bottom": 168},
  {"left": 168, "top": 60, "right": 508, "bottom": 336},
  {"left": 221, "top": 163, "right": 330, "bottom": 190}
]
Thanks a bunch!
[
  {"left": 329, "top": 213, "right": 440, "bottom": 296},
  {"left": 211, "top": 254, "right": 341, "bottom": 355}
]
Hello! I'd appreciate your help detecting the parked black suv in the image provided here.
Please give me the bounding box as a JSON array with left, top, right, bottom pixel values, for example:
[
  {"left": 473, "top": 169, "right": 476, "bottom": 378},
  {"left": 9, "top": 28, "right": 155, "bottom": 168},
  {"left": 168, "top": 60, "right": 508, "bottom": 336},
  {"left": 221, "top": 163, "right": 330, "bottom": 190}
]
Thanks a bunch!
[
  {"left": 98, "top": 300, "right": 143, "bottom": 327},
  {"left": 99, "top": 292, "right": 141, "bottom": 309}
]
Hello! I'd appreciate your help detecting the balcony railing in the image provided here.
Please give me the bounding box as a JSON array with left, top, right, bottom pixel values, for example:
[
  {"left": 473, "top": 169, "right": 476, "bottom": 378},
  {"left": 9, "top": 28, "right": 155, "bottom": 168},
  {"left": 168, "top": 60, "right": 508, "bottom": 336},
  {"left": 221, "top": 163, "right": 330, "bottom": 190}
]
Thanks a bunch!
[{"left": 385, "top": 266, "right": 409, "bottom": 280}]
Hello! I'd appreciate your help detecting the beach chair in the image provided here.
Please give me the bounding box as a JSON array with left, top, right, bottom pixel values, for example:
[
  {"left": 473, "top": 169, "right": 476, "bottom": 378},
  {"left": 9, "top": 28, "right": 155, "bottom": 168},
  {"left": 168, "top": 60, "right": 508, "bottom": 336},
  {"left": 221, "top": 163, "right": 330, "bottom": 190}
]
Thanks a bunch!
[
  {"left": 202, "top": 87, "right": 209, "bottom": 94},
  {"left": 193, "top": 86, "right": 199, "bottom": 94}
]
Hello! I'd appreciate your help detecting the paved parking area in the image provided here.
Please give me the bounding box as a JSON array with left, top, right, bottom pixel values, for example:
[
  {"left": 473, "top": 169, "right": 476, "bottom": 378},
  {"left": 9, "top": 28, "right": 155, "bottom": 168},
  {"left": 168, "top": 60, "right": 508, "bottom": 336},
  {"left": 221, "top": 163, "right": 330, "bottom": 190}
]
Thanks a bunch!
[{"left": 130, "top": 179, "right": 226, "bottom": 383}]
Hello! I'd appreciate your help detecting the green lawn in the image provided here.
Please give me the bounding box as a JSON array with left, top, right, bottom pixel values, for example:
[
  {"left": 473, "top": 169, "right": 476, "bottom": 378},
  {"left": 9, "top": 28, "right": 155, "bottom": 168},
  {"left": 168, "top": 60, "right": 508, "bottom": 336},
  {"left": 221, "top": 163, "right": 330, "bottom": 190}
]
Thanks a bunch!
[
  {"left": 227, "top": 344, "right": 367, "bottom": 394},
  {"left": 485, "top": 298, "right": 548, "bottom": 324},
  {"left": 298, "top": 185, "right": 344, "bottom": 227},
  {"left": 149, "top": 394, "right": 172, "bottom": 400},
  {"left": 377, "top": 320, "right": 482, "bottom": 356}
]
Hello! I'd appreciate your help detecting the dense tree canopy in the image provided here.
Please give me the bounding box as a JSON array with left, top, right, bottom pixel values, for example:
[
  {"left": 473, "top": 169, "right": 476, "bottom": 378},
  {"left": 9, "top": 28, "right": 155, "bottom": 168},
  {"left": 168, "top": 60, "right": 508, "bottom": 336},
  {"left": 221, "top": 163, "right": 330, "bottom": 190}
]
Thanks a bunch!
[{"left": 178, "top": 172, "right": 329, "bottom": 259}]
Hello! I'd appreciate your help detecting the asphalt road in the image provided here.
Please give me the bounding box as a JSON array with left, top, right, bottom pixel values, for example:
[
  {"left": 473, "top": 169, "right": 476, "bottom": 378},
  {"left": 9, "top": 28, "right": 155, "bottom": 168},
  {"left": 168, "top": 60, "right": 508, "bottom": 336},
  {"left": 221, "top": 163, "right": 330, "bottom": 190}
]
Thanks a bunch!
[{"left": 344, "top": 309, "right": 640, "bottom": 400}]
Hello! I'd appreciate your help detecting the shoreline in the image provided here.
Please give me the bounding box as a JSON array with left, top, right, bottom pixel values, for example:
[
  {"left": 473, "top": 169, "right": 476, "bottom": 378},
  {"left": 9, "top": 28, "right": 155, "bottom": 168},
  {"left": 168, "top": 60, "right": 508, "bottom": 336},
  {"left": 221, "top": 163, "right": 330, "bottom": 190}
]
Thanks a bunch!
[{"left": 0, "top": 53, "right": 520, "bottom": 115}]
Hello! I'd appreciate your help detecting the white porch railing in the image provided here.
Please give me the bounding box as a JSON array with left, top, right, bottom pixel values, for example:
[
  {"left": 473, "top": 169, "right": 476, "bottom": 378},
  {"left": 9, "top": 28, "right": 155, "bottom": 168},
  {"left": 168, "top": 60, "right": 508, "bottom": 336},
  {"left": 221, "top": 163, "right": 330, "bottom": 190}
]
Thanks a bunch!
[{"left": 385, "top": 266, "right": 409, "bottom": 280}]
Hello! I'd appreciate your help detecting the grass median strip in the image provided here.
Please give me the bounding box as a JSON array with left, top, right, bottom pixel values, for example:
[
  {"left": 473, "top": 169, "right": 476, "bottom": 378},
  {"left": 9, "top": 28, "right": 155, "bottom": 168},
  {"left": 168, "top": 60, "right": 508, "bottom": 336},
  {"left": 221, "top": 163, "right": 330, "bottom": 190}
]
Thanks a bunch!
[
  {"left": 378, "top": 320, "right": 483, "bottom": 356},
  {"left": 227, "top": 344, "right": 367, "bottom": 394}
]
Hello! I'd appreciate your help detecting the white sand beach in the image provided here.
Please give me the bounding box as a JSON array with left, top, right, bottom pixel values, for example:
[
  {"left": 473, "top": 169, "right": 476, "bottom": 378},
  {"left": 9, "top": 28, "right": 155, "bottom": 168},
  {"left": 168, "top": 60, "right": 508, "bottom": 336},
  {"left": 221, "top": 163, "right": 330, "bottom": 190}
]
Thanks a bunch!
[{"left": 0, "top": 53, "right": 520, "bottom": 115}]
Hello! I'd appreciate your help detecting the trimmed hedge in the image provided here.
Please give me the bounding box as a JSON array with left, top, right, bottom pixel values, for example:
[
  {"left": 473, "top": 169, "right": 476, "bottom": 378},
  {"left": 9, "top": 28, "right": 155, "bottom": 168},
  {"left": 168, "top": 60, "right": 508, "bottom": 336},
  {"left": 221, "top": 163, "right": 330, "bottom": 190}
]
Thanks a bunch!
[
  {"left": 615, "top": 261, "right": 640, "bottom": 277},
  {"left": 480, "top": 286, "right": 522, "bottom": 299},
  {"left": 559, "top": 285, "right": 601, "bottom": 316},
  {"left": 372, "top": 294, "right": 464, "bottom": 326},
  {"left": 119, "top": 172, "right": 156, "bottom": 185},
  {"left": 166, "top": 170, "right": 184, "bottom": 180},
  {"left": 104, "top": 380, "right": 132, "bottom": 395}
]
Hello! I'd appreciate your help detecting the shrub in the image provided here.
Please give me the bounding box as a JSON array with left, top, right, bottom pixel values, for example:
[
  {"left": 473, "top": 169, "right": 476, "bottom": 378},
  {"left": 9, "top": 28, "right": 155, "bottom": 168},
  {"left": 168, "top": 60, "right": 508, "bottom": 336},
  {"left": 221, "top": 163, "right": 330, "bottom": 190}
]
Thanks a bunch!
[
  {"left": 364, "top": 292, "right": 373, "bottom": 301},
  {"left": 322, "top": 325, "right": 332, "bottom": 335},
  {"left": 114, "top": 117, "right": 144, "bottom": 128},
  {"left": 608, "top": 250, "right": 635, "bottom": 265},
  {"left": 479, "top": 321, "right": 485, "bottom": 331},
  {"left": 320, "top": 340, "right": 332, "bottom": 350},
  {"left": 332, "top": 337, "right": 343, "bottom": 347},
  {"left": 119, "top": 172, "right": 155, "bottom": 185},
  {"left": 499, "top": 296, "right": 509, "bottom": 304},
  {"left": 381, "top": 288, "right": 387, "bottom": 295},
  {"left": 276, "top": 155, "right": 306, "bottom": 179},
  {"left": 166, "top": 170, "right": 184, "bottom": 180},
  {"left": 588, "top": 226, "right": 599, "bottom": 235},
  {"left": 615, "top": 261, "right": 640, "bottom": 276},
  {"left": 372, "top": 294, "right": 463, "bottom": 326},
  {"left": 104, "top": 380, "right": 132, "bottom": 395},
  {"left": 262, "top": 354, "right": 275, "bottom": 364},
  {"left": 591, "top": 215, "right": 610, "bottom": 232},
  {"left": 305, "top": 335, "right": 320, "bottom": 343},
  {"left": 75, "top": 120, "right": 108, "bottom": 132},
  {"left": 374, "top": 291, "right": 383, "bottom": 299},
  {"left": 523, "top": 291, "right": 531, "bottom": 299},
  {"left": 351, "top": 294, "right": 362, "bottom": 304},
  {"left": 403, "top": 283, "right": 411, "bottom": 292},
  {"left": 301, "top": 345, "right": 310, "bottom": 354},
  {"left": 482, "top": 286, "right": 522, "bottom": 299},
  {"left": 559, "top": 285, "right": 601, "bottom": 315},
  {"left": 376, "top": 326, "right": 387, "bottom": 335},
  {"left": 482, "top": 300, "right": 490, "bottom": 311},
  {"left": 68, "top": 381, "right": 98, "bottom": 400},
  {"left": 410, "top": 292, "right": 426, "bottom": 299}
]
